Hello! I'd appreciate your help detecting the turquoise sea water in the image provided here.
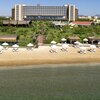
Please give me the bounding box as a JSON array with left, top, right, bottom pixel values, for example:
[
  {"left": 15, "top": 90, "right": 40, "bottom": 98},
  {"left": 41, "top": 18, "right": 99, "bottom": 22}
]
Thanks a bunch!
[{"left": 0, "top": 64, "right": 100, "bottom": 100}]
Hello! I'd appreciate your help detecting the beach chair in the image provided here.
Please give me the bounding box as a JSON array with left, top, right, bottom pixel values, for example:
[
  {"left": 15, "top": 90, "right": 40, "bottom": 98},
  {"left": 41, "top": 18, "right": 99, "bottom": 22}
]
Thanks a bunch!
[
  {"left": 79, "top": 47, "right": 87, "bottom": 54},
  {"left": 97, "top": 42, "right": 100, "bottom": 48},
  {"left": 0, "top": 50, "right": 3, "bottom": 54},
  {"left": 74, "top": 41, "right": 82, "bottom": 48},
  {"left": 49, "top": 45, "right": 57, "bottom": 53},
  {"left": 0, "top": 46, "right": 4, "bottom": 54},
  {"left": 61, "top": 43, "right": 69, "bottom": 52},
  {"left": 12, "top": 47, "right": 19, "bottom": 52},
  {"left": 89, "top": 45, "right": 96, "bottom": 52}
]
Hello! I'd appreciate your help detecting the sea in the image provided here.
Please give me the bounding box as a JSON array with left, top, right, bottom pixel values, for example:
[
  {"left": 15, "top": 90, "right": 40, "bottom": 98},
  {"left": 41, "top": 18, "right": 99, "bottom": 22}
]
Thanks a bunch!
[{"left": 0, "top": 63, "right": 100, "bottom": 100}]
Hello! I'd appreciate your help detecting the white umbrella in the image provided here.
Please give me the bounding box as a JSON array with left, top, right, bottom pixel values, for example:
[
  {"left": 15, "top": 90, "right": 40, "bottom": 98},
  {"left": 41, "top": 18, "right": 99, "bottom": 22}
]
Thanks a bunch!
[
  {"left": 57, "top": 43, "right": 62, "bottom": 46},
  {"left": 12, "top": 44, "right": 19, "bottom": 52},
  {"left": 2, "top": 42, "right": 9, "bottom": 46},
  {"left": 51, "top": 40, "right": 56, "bottom": 44},
  {"left": 83, "top": 38, "right": 88, "bottom": 42},
  {"left": 61, "top": 38, "right": 66, "bottom": 41},
  {"left": 27, "top": 43, "right": 34, "bottom": 47},
  {"left": 12, "top": 44, "right": 19, "bottom": 48}
]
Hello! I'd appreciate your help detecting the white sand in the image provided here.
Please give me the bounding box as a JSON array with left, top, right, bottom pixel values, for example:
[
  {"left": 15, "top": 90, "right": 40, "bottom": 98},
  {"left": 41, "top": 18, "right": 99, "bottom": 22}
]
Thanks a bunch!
[{"left": 0, "top": 45, "right": 100, "bottom": 66}]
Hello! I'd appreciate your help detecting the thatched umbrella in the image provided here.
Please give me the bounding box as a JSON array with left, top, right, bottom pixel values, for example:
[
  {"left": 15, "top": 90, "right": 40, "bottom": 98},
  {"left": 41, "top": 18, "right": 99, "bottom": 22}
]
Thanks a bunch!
[
  {"left": 88, "top": 36, "right": 100, "bottom": 44},
  {"left": 68, "top": 36, "right": 80, "bottom": 44}
]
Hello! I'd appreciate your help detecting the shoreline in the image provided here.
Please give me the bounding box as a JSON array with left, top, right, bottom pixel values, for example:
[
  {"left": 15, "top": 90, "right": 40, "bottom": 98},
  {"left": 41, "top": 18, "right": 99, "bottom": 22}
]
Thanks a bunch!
[
  {"left": 0, "top": 58, "right": 100, "bottom": 67},
  {"left": 0, "top": 62, "right": 100, "bottom": 70}
]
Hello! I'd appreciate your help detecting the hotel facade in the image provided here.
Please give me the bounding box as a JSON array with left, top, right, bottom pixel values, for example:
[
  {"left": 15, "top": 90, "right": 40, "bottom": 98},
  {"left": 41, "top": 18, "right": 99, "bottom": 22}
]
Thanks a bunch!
[{"left": 12, "top": 4, "right": 78, "bottom": 21}]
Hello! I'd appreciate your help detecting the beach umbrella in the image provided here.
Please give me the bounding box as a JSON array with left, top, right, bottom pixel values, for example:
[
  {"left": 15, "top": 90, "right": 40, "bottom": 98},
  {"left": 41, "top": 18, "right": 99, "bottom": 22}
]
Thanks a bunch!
[
  {"left": 2, "top": 42, "right": 9, "bottom": 50},
  {"left": 27, "top": 43, "right": 34, "bottom": 50},
  {"left": 2, "top": 42, "right": 9, "bottom": 46},
  {"left": 12, "top": 44, "right": 19, "bottom": 52},
  {"left": 27, "top": 43, "right": 34, "bottom": 47},
  {"left": 12, "top": 44, "right": 19, "bottom": 48},
  {"left": 83, "top": 38, "right": 88, "bottom": 42},
  {"left": 57, "top": 43, "right": 62, "bottom": 46},
  {"left": 51, "top": 40, "right": 56, "bottom": 44},
  {"left": 61, "top": 38, "right": 66, "bottom": 41}
]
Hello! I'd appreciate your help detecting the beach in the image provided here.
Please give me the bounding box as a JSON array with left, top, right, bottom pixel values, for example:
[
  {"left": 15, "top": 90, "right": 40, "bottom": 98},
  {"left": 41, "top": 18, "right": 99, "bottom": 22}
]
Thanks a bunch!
[{"left": 0, "top": 46, "right": 100, "bottom": 66}]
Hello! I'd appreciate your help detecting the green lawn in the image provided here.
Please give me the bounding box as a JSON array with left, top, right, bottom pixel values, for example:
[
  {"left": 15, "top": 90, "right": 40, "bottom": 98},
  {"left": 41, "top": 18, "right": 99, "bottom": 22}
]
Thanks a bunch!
[{"left": 0, "top": 64, "right": 100, "bottom": 100}]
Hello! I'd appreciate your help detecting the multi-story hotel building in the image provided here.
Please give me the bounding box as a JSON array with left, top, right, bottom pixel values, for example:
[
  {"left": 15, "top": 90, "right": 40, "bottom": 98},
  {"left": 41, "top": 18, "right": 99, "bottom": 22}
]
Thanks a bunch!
[{"left": 12, "top": 4, "right": 78, "bottom": 21}]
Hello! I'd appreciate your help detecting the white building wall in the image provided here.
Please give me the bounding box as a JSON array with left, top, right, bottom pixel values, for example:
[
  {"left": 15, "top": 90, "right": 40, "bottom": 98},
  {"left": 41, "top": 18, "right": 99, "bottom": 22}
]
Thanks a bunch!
[
  {"left": 68, "top": 5, "right": 75, "bottom": 21},
  {"left": 15, "top": 4, "right": 24, "bottom": 21}
]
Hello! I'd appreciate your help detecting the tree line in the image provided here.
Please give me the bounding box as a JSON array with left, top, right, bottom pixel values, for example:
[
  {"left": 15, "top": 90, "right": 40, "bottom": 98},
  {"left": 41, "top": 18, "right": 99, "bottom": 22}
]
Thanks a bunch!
[{"left": 0, "top": 20, "right": 100, "bottom": 46}]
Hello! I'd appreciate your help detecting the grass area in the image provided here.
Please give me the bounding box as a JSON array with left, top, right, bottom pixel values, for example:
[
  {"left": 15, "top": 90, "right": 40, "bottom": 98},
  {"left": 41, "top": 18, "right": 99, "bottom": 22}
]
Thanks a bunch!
[{"left": 0, "top": 64, "right": 100, "bottom": 100}]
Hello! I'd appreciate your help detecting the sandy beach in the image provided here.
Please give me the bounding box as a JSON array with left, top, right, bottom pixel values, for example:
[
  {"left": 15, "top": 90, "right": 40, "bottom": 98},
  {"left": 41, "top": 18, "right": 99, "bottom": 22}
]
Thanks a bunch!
[{"left": 0, "top": 45, "right": 100, "bottom": 66}]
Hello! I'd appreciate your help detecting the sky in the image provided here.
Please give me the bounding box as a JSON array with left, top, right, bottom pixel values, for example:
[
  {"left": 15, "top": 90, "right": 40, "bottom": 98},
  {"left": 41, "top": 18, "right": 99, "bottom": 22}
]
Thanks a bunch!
[{"left": 0, "top": 0, "right": 100, "bottom": 16}]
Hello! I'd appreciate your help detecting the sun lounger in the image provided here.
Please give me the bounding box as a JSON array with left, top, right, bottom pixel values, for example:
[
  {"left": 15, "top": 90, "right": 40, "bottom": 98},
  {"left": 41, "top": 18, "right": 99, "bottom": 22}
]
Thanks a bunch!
[
  {"left": 61, "top": 44, "right": 69, "bottom": 52},
  {"left": 79, "top": 47, "right": 87, "bottom": 54},
  {"left": 89, "top": 45, "right": 96, "bottom": 52},
  {"left": 49, "top": 45, "right": 57, "bottom": 53}
]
